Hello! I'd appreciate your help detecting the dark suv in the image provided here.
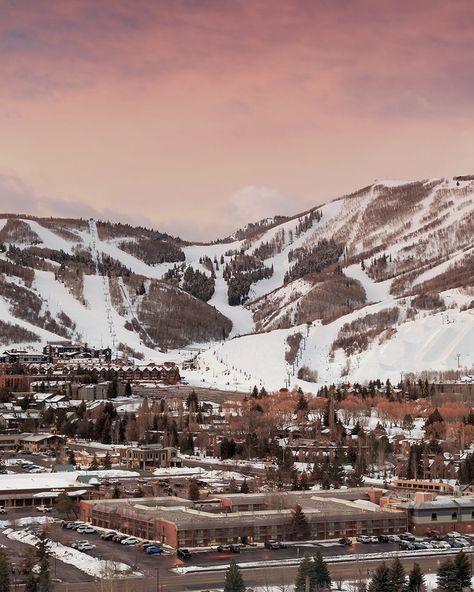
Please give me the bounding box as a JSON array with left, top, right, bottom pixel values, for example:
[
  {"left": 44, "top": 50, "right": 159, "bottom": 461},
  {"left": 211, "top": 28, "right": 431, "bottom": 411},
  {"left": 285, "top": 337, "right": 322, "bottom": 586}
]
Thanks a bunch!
[
  {"left": 264, "top": 540, "right": 281, "bottom": 550},
  {"left": 177, "top": 548, "right": 191, "bottom": 560}
]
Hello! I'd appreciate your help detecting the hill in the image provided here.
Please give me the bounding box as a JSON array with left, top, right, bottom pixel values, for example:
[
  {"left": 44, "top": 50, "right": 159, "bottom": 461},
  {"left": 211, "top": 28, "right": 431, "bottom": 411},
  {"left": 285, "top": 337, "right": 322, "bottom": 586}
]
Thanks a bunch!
[{"left": 1, "top": 175, "right": 473, "bottom": 390}]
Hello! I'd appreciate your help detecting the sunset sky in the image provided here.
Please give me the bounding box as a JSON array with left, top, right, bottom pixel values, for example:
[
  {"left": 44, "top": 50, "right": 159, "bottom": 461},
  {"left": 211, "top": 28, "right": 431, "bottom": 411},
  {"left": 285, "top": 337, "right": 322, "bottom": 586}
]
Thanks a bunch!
[{"left": 1, "top": 0, "right": 473, "bottom": 240}]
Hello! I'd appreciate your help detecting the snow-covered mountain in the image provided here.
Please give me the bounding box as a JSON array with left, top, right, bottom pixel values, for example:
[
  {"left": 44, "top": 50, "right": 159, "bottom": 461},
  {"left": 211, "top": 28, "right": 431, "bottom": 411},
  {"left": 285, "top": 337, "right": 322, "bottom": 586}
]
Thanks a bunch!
[{"left": 1, "top": 175, "right": 473, "bottom": 391}]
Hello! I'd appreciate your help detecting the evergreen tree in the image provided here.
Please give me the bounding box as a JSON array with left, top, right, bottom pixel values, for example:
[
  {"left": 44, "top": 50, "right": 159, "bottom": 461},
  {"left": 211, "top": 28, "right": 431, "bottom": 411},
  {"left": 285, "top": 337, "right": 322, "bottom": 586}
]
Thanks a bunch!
[
  {"left": 35, "top": 533, "right": 50, "bottom": 592},
  {"left": 37, "top": 558, "right": 50, "bottom": 592},
  {"left": 89, "top": 454, "right": 99, "bottom": 471},
  {"left": 437, "top": 559, "right": 458, "bottom": 592},
  {"left": 296, "top": 393, "right": 309, "bottom": 413},
  {"left": 311, "top": 551, "right": 331, "bottom": 591},
  {"left": 0, "top": 552, "right": 10, "bottom": 592},
  {"left": 102, "top": 451, "right": 112, "bottom": 470},
  {"left": 24, "top": 574, "right": 38, "bottom": 592},
  {"left": 290, "top": 504, "right": 310, "bottom": 540},
  {"left": 368, "top": 563, "right": 393, "bottom": 592},
  {"left": 389, "top": 556, "right": 406, "bottom": 592},
  {"left": 454, "top": 550, "right": 471, "bottom": 591},
  {"left": 112, "top": 483, "right": 121, "bottom": 499},
  {"left": 240, "top": 479, "right": 249, "bottom": 494},
  {"left": 407, "top": 563, "right": 425, "bottom": 592},
  {"left": 294, "top": 555, "right": 313, "bottom": 592},
  {"left": 346, "top": 466, "right": 364, "bottom": 487},
  {"left": 186, "top": 390, "right": 199, "bottom": 411},
  {"left": 188, "top": 479, "right": 200, "bottom": 501},
  {"left": 228, "top": 478, "right": 238, "bottom": 493},
  {"left": 125, "top": 382, "right": 132, "bottom": 397},
  {"left": 223, "top": 559, "right": 245, "bottom": 592}
]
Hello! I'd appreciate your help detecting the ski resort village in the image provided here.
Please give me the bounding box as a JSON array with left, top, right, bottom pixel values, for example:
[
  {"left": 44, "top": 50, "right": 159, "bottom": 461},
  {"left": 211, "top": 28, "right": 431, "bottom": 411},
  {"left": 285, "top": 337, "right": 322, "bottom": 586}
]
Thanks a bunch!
[{"left": 0, "top": 175, "right": 472, "bottom": 591}]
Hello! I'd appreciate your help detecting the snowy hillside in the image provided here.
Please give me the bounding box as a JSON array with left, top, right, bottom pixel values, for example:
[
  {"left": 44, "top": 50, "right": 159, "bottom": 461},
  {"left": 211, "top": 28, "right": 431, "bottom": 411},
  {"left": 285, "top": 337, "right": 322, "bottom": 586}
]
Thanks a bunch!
[{"left": 1, "top": 175, "right": 473, "bottom": 391}]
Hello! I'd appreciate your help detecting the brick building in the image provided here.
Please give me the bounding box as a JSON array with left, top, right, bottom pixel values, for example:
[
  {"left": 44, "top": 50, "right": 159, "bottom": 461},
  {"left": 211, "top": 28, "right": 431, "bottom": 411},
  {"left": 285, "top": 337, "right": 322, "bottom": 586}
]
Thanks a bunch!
[{"left": 80, "top": 489, "right": 407, "bottom": 548}]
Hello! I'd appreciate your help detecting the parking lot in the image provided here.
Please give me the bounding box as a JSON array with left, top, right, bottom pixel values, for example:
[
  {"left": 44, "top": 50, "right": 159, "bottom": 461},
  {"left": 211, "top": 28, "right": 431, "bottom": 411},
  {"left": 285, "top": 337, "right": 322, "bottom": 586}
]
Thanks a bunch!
[{"left": 2, "top": 506, "right": 474, "bottom": 589}]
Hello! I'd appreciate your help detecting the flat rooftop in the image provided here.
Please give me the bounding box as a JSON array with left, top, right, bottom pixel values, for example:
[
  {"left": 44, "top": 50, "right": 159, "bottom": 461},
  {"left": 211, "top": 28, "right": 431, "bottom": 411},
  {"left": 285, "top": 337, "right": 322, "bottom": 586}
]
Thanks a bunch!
[{"left": 90, "top": 491, "right": 405, "bottom": 528}]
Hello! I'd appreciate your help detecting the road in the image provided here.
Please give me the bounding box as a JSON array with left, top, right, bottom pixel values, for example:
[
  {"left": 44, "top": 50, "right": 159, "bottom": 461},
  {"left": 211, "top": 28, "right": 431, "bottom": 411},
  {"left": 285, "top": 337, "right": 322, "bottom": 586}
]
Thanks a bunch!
[{"left": 159, "top": 552, "right": 469, "bottom": 592}]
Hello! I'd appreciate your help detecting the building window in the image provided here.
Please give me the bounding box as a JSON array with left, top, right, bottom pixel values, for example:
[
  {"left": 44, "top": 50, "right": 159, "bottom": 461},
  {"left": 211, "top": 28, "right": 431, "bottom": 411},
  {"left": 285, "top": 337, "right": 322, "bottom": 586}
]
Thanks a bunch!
[
  {"left": 431, "top": 513, "right": 437, "bottom": 521},
  {"left": 452, "top": 512, "right": 457, "bottom": 520}
]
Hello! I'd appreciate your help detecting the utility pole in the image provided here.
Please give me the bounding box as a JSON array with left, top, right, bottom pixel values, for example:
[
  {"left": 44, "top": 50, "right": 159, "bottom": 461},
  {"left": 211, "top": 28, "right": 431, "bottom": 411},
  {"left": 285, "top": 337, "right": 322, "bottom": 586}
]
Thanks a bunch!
[
  {"left": 457, "top": 353, "right": 461, "bottom": 368},
  {"left": 156, "top": 567, "right": 160, "bottom": 592}
]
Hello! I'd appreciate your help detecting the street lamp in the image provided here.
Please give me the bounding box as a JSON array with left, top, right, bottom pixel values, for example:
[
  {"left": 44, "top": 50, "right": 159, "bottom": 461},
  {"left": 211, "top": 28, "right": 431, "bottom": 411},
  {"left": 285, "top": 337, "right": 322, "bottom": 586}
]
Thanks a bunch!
[{"left": 156, "top": 567, "right": 160, "bottom": 592}]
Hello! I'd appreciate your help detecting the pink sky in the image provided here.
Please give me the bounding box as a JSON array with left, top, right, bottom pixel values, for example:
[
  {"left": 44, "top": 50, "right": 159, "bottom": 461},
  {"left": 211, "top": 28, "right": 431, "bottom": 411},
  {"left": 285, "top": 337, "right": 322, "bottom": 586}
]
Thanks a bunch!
[{"left": 1, "top": 0, "right": 473, "bottom": 239}]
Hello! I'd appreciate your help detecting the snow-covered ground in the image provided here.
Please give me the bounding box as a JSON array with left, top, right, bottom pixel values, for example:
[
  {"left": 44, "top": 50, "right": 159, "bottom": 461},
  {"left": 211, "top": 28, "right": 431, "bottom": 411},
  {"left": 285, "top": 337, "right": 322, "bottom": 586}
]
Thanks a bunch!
[{"left": 3, "top": 525, "right": 142, "bottom": 578}]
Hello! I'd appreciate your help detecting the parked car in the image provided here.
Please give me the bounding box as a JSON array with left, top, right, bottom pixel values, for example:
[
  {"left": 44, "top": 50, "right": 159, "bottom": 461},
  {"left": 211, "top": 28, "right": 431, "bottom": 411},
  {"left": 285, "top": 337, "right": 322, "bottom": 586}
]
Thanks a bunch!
[
  {"left": 413, "top": 542, "right": 428, "bottom": 550},
  {"left": 431, "top": 540, "right": 451, "bottom": 549},
  {"left": 76, "top": 526, "right": 96, "bottom": 534},
  {"left": 454, "top": 538, "right": 470, "bottom": 548},
  {"left": 339, "top": 537, "right": 352, "bottom": 546},
  {"left": 0, "top": 507, "right": 6, "bottom": 515},
  {"left": 229, "top": 544, "right": 241, "bottom": 553},
  {"left": 138, "top": 541, "right": 154, "bottom": 550},
  {"left": 77, "top": 543, "right": 96, "bottom": 552},
  {"left": 377, "top": 535, "right": 389, "bottom": 543},
  {"left": 387, "top": 535, "right": 401, "bottom": 543},
  {"left": 112, "top": 535, "right": 128, "bottom": 543},
  {"left": 426, "top": 529, "right": 441, "bottom": 539},
  {"left": 264, "top": 540, "right": 281, "bottom": 549},
  {"left": 448, "top": 540, "right": 465, "bottom": 549},
  {"left": 121, "top": 537, "right": 141, "bottom": 546},
  {"left": 217, "top": 545, "right": 231, "bottom": 552},
  {"left": 100, "top": 531, "right": 117, "bottom": 540},
  {"left": 369, "top": 536, "right": 379, "bottom": 544},
  {"left": 36, "top": 506, "right": 52, "bottom": 513},
  {"left": 70, "top": 540, "right": 91, "bottom": 549},
  {"left": 145, "top": 546, "right": 164, "bottom": 555},
  {"left": 177, "top": 548, "right": 191, "bottom": 560},
  {"left": 400, "top": 532, "right": 415, "bottom": 542},
  {"left": 418, "top": 541, "right": 433, "bottom": 549},
  {"left": 356, "top": 536, "right": 371, "bottom": 544},
  {"left": 400, "top": 541, "right": 415, "bottom": 550},
  {"left": 446, "top": 531, "right": 463, "bottom": 539}
]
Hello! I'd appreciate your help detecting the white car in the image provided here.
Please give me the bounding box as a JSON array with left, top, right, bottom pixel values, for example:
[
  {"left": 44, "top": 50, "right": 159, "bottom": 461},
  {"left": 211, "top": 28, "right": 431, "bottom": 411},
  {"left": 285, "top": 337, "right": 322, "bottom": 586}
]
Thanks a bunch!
[
  {"left": 387, "top": 535, "right": 401, "bottom": 543},
  {"left": 76, "top": 526, "right": 96, "bottom": 534},
  {"left": 454, "top": 538, "right": 471, "bottom": 548},
  {"left": 121, "top": 537, "right": 141, "bottom": 545},
  {"left": 77, "top": 542, "right": 96, "bottom": 552},
  {"left": 446, "top": 531, "right": 463, "bottom": 538},
  {"left": 356, "top": 535, "right": 371, "bottom": 544},
  {"left": 418, "top": 541, "right": 433, "bottom": 549},
  {"left": 432, "top": 540, "right": 451, "bottom": 549},
  {"left": 36, "top": 506, "right": 52, "bottom": 513}
]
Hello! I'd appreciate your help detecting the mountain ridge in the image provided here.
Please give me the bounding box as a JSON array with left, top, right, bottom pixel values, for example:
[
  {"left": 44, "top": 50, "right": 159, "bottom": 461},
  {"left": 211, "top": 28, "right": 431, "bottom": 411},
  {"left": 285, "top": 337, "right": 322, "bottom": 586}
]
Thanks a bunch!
[{"left": 0, "top": 175, "right": 473, "bottom": 391}]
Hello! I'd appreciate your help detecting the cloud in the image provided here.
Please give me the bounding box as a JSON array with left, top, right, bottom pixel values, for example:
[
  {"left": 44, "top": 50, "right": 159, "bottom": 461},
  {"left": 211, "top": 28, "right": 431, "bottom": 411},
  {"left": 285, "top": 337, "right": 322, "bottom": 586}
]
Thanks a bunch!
[
  {"left": 227, "top": 186, "right": 297, "bottom": 229},
  {"left": 0, "top": 173, "right": 304, "bottom": 243},
  {"left": 0, "top": 172, "right": 155, "bottom": 228}
]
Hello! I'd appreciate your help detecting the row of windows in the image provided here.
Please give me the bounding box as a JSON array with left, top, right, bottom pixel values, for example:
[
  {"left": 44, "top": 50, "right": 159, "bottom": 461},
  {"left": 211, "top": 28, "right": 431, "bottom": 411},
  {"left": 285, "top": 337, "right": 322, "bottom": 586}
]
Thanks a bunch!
[{"left": 431, "top": 511, "right": 474, "bottom": 521}]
